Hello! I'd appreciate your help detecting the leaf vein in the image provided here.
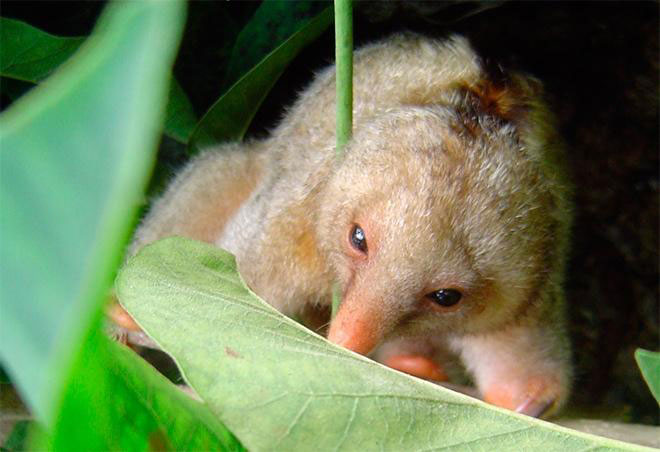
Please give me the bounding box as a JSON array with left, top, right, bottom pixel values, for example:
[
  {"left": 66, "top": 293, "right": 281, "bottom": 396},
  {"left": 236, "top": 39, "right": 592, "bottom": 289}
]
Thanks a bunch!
[{"left": 335, "top": 397, "right": 358, "bottom": 451}]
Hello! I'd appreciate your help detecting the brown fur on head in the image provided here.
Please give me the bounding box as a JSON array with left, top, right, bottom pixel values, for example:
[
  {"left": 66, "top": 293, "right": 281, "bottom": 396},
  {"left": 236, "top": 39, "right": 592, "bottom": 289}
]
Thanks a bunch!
[{"left": 459, "top": 62, "right": 544, "bottom": 123}]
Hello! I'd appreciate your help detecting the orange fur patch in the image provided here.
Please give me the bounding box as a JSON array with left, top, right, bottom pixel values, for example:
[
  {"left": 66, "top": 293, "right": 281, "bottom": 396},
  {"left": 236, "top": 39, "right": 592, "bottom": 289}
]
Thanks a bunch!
[
  {"left": 472, "top": 81, "right": 519, "bottom": 119},
  {"left": 268, "top": 197, "right": 327, "bottom": 276},
  {"left": 460, "top": 74, "right": 539, "bottom": 123},
  {"left": 294, "top": 226, "right": 316, "bottom": 261},
  {"left": 184, "top": 160, "right": 262, "bottom": 243}
]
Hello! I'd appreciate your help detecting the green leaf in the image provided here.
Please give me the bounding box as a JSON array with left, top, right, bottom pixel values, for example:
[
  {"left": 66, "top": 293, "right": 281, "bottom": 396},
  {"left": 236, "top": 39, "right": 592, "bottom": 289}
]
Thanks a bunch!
[
  {"left": 0, "top": 0, "right": 184, "bottom": 427},
  {"left": 47, "top": 331, "right": 245, "bottom": 450},
  {"left": 164, "top": 78, "right": 197, "bottom": 143},
  {"left": 117, "top": 237, "right": 646, "bottom": 451},
  {"left": 0, "top": 18, "right": 84, "bottom": 83},
  {"left": 188, "top": 6, "right": 333, "bottom": 153},
  {"left": 223, "top": 0, "right": 329, "bottom": 89},
  {"left": 0, "top": 17, "right": 196, "bottom": 143},
  {"left": 635, "top": 349, "right": 660, "bottom": 404}
]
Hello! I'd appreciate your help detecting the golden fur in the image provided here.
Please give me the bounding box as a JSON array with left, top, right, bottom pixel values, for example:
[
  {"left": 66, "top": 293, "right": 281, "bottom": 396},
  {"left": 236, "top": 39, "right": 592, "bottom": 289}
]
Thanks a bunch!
[{"left": 128, "top": 34, "right": 573, "bottom": 417}]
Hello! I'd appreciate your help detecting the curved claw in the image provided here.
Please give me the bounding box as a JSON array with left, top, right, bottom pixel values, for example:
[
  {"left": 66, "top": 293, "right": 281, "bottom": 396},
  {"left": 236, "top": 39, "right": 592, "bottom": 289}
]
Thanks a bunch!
[
  {"left": 484, "top": 375, "right": 563, "bottom": 419},
  {"left": 515, "top": 397, "right": 554, "bottom": 418}
]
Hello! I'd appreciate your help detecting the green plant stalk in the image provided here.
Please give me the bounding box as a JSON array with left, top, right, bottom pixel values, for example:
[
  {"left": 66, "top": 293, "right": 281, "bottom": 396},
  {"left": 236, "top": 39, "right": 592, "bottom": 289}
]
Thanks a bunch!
[
  {"left": 332, "top": 0, "right": 353, "bottom": 318},
  {"left": 334, "top": 0, "right": 353, "bottom": 154}
]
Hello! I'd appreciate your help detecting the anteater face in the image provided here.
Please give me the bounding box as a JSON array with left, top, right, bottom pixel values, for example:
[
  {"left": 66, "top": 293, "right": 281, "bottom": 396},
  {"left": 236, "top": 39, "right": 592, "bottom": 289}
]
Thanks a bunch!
[{"left": 319, "top": 106, "right": 555, "bottom": 352}]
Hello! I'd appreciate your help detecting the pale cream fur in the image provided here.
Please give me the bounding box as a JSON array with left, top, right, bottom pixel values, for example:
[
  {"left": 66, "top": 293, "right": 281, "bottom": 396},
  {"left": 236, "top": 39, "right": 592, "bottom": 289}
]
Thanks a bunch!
[{"left": 129, "top": 34, "right": 573, "bottom": 416}]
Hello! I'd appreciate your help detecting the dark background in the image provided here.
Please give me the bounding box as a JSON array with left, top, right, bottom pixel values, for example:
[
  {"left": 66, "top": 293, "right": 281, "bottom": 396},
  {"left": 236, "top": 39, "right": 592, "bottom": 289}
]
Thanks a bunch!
[{"left": 3, "top": 1, "right": 657, "bottom": 424}]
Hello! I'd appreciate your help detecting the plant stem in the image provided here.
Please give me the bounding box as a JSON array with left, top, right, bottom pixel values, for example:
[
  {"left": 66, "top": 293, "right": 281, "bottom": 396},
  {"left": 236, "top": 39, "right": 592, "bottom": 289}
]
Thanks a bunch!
[
  {"left": 332, "top": 0, "right": 353, "bottom": 318},
  {"left": 331, "top": 0, "right": 353, "bottom": 318},
  {"left": 334, "top": 0, "right": 353, "bottom": 156}
]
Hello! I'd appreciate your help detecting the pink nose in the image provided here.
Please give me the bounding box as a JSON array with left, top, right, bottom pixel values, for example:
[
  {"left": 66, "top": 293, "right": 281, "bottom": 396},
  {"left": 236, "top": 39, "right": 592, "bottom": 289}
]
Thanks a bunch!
[{"left": 327, "top": 297, "right": 384, "bottom": 356}]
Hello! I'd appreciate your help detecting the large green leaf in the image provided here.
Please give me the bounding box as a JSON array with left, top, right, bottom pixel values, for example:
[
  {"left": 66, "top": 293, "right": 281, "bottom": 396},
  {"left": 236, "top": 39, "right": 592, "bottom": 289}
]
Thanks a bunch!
[
  {"left": 187, "top": 6, "right": 333, "bottom": 152},
  {"left": 0, "top": 17, "right": 196, "bottom": 142},
  {"left": 9, "top": 333, "right": 244, "bottom": 450},
  {"left": 0, "top": 0, "right": 183, "bottom": 427},
  {"left": 222, "top": 0, "right": 329, "bottom": 89},
  {"left": 635, "top": 349, "right": 660, "bottom": 404},
  {"left": 117, "top": 237, "right": 647, "bottom": 451},
  {"left": 46, "top": 331, "right": 244, "bottom": 450}
]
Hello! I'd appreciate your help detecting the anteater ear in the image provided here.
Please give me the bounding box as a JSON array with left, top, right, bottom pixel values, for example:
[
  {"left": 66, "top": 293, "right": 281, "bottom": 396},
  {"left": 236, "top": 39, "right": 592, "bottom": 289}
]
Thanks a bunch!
[{"left": 461, "top": 62, "right": 543, "bottom": 123}]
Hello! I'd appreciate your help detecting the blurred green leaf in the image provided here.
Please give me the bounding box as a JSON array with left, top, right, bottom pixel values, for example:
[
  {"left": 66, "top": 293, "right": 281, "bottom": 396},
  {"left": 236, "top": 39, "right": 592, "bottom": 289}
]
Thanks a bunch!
[
  {"left": 0, "top": 381, "right": 32, "bottom": 451},
  {"left": 223, "top": 0, "right": 329, "bottom": 89},
  {"left": 2, "top": 421, "right": 31, "bottom": 451},
  {"left": 117, "top": 237, "right": 643, "bottom": 451},
  {"left": 0, "top": 17, "right": 195, "bottom": 142},
  {"left": 0, "top": 365, "right": 10, "bottom": 383},
  {"left": 188, "top": 6, "right": 332, "bottom": 152},
  {"left": 635, "top": 349, "right": 660, "bottom": 404},
  {"left": 46, "top": 331, "right": 244, "bottom": 450},
  {"left": 0, "top": 0, "right": 183, "bottom": 428}
]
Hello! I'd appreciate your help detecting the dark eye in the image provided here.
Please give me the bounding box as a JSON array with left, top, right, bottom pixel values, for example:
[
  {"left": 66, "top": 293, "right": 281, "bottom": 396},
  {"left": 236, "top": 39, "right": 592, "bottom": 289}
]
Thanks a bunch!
[
  {"left": 350, "top": 224, "right": 367, "bottom": 253},
  {"left": 426, "top": 289, "right": 462, "bottom": 307}
]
